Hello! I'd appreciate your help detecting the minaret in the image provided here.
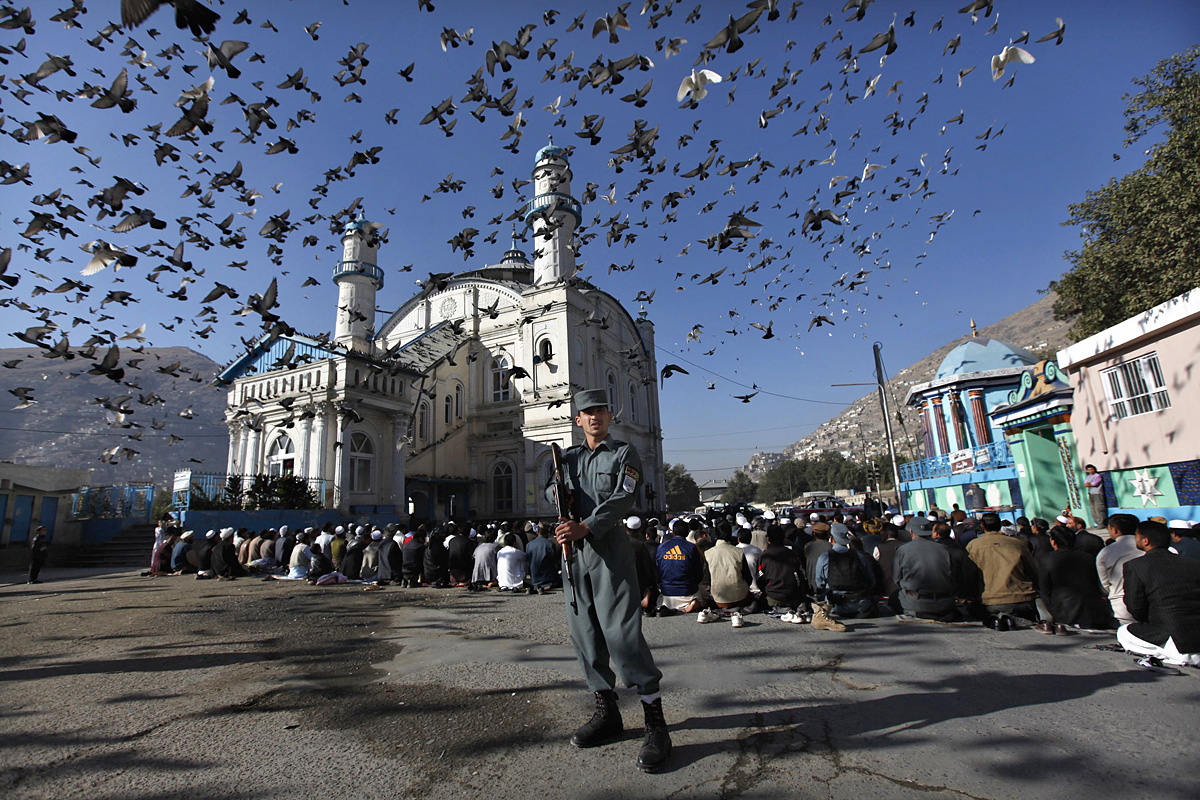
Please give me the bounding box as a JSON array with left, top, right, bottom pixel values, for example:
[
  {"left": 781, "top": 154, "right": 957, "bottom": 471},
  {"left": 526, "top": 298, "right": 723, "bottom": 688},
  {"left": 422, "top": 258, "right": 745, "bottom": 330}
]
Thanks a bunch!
[
  {"left": 333, "top": 212, "right": 383, "bottom": 353},
  {"left": 524, "top": 135, "right": 582, "bottom": 285}
]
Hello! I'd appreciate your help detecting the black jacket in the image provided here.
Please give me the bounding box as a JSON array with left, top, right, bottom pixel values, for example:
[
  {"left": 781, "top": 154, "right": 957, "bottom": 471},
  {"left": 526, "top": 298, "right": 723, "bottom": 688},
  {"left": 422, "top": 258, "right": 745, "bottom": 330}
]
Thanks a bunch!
[
  {"left": 446, "top": 535, "right": 475, "bottom": 583},
  {"left": 340, "top": 538, "right": 367, "bottom": 580},
  {"left": 423, "top": 534, "right": 449, "bottom": 583},
  {"left": 758, "top": 544, "right": 805, "bottom": 603},
  {"left": 1037, "top": 549, "right": 1114, "bottom": 628},
  {"left": 1123, "top": 548, "right": 1200, "bottom": 652},
  {"left": 402, "top": 539, "right": 425, "bottom": 580}
]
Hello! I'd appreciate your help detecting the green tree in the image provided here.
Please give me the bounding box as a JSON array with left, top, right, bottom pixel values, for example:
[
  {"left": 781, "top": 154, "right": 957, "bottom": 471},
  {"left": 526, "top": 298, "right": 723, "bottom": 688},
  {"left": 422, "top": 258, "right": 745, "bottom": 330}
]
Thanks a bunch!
[
  {"left": 1048, "top": 46, "right": 1200, "bottom": 340},
  {"left": 663, "top": 463, "right": 700, "bottom": 511},
  {"left": 722, "top": 470, "right": 758, "bottom": 503},
  {"left": 756, "top": 460, "right": 809, "bottom": 503}
]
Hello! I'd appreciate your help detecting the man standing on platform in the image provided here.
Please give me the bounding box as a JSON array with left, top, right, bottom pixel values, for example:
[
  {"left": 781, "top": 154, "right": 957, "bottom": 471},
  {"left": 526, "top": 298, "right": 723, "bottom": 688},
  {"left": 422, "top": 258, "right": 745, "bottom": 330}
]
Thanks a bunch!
[{"left": 547, "top": 389, "right": 670, "bottom": 773}]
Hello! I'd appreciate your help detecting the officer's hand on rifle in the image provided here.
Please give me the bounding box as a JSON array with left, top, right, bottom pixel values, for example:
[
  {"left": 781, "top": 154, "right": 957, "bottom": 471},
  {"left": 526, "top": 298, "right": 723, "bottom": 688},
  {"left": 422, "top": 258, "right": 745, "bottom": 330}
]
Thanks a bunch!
[{"left": 556, "top": 519, "right": 590, "bottom": 544}]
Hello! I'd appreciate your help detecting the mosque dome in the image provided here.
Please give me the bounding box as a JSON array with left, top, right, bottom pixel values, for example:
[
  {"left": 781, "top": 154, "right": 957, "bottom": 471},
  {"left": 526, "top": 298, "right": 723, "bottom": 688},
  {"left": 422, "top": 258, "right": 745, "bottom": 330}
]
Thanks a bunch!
[
  {"left": 935, "top": 337, "right": 1038, "bottom": 379},
  {"left": 535, "top": 140, "right": 569, "bottom": 162}
]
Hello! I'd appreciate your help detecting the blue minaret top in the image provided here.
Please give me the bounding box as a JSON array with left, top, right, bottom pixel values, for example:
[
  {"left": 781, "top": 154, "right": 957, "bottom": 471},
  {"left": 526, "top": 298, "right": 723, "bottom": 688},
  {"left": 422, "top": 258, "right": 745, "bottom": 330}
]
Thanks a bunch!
[
  {"left": 343, "top": 211, "right": 369, "bottom": 234},
  {"left": 535, "top": 133, "right": 568, "bottom": 163}
]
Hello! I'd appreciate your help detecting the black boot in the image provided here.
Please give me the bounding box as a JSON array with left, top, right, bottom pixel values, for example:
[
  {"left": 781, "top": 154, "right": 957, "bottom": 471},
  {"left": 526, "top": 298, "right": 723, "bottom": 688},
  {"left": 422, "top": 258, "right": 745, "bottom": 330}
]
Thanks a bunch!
[
  {"left": 571, "top": 690, "right": 623, "bottom": 748},
  {"left": 637, "top": 698, "right": 671, "bottom": 773}
]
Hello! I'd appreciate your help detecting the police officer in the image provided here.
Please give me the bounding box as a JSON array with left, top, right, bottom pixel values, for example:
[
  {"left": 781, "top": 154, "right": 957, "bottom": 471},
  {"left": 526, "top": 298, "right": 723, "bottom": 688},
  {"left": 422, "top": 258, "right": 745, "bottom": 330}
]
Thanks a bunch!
[{"left": 547, "top": 389, "right": 670, "bottom": 772}]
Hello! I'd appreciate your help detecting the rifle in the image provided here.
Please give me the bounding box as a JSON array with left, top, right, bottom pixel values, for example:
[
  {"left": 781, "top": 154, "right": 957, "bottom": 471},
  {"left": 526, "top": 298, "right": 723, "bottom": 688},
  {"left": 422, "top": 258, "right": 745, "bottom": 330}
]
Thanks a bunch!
[{"left": 551, "top": 443, "right": 580, "bottom": 615}]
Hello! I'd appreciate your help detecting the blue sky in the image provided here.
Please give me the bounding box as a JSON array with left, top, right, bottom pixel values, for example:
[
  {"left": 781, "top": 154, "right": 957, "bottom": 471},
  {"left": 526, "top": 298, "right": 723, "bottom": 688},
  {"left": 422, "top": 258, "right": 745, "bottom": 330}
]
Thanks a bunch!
[{"left": 2, "top": 0, "right": 1197, "bottom": 479}]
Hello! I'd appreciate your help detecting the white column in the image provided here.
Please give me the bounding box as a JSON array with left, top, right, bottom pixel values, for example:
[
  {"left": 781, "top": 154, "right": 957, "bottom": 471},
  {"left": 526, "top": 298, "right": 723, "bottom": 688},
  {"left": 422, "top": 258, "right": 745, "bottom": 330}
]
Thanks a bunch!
[
  {"left": 226, "top": 423, "right": 240, "bottom": 474},
  {"left": 312, "top": 406, "right": 328, "bottom": 479},
  {"left": 333, "top": 410, "right": 347, "bottom": 510},
  {"left": 943, "top": 392, "right": 962, "bottom": 452},
  {"left": 237, "top": 424, "right": 249, "bottom": 475},
  {"left": 245, "top": 427, "right": 261, "bottom": 475},
  {"left": 296, "top": 415, "right": 312, "bottom": 478},
  {"left": 391, "top": 412, "right": 407, "bottom": 509}
]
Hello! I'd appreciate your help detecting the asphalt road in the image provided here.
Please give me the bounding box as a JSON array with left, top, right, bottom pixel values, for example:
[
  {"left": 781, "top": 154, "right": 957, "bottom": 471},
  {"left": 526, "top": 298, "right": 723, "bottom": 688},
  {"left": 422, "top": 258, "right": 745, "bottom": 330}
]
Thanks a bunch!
[{"left": 1, "top": 567, "right": 1196, "bottom": 800}]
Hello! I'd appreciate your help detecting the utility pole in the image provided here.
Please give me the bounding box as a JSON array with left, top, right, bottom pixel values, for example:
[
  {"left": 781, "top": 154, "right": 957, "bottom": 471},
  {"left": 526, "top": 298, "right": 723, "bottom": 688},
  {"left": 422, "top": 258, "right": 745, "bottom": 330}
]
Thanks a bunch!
[{"left": 874, "top": 342, "right": 904, "bottom": 513}]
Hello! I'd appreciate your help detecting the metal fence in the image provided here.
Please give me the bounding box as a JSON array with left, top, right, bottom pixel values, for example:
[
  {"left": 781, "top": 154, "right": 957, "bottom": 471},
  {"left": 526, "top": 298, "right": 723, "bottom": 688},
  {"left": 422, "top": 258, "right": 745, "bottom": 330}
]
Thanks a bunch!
[
  {"left": 172, "top": 471, "right": 329, "bottom": 511},
  {"left": 71, "top": 485, "right": 155, "bottom": 522},
  {"left": 898, "top": 440, "right": 1014, "bottom": 483}
]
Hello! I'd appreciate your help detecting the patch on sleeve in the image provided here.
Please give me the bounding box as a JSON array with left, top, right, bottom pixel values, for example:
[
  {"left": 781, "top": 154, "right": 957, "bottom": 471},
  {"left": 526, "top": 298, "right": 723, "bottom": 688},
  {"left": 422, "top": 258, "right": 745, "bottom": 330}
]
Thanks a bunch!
[{"left": 621, "top": 465, "right": 640, "bottom": 494}]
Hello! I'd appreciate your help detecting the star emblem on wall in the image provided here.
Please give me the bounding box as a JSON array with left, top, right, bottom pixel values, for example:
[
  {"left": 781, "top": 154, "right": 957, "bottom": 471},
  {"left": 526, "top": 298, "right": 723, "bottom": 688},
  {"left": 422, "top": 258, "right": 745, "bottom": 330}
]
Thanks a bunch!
[{"left": 1129, "top": 468, "right": 1164, "bottom": 507}]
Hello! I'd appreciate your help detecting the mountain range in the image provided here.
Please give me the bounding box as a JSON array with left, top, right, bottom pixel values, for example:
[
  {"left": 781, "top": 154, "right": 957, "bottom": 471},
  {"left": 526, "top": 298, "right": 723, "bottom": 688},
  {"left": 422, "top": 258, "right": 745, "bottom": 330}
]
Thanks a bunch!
[{"left": 0, "top": 346, "right": 228, "bottom": 489}]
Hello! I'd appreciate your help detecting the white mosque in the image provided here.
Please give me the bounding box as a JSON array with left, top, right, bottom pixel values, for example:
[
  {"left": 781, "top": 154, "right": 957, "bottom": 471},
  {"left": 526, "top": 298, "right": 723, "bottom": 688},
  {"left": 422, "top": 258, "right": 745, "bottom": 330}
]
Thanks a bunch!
[{"left": 215, "top": 141, "right": 666, "bottom": 522}]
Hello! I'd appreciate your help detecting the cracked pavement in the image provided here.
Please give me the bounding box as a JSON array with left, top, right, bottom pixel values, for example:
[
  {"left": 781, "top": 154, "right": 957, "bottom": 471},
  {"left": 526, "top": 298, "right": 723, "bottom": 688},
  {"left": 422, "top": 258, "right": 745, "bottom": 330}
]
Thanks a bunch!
[{"left": 1, "top": 567, "right": 1196, "bottom": 800}]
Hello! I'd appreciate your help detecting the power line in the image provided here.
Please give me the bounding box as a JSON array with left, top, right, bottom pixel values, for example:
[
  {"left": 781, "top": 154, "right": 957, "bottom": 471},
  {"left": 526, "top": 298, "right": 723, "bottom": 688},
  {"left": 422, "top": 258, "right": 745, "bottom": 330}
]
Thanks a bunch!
[
  {"left": 664, "top": 422, "right": 820, "bottom": 440},
  {"left": 665, "top": 444, "right": 790, "bottom": 453},
  {"left": 653, "top": 345, "right": 850, "bottom": 405}
]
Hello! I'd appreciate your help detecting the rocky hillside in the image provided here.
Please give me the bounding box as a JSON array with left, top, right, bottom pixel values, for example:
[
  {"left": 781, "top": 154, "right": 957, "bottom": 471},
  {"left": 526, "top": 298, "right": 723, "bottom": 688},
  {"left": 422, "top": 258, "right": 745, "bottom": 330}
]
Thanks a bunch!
[
  {"left": 744, "top": 293, "right": 1074, "bottom": 476},
  {"left": 0, "top": 346, "right": 228, "bottom": 489}
]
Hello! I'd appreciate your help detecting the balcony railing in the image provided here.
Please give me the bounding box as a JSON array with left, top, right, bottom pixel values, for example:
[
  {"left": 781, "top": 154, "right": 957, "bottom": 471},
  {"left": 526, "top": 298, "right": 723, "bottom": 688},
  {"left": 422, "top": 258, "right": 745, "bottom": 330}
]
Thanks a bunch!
[
  {"left": 523, "top": 192, "right": 582, "bottom": 225},
  {"left": 899, "top": 440, "right": 1014, "bottom": 483},
  {"left": 172, "top": 471, "right": 330, "bottom": 512},
  {"left": 333, "top": 259, "right": 384, "bottom": 286}
]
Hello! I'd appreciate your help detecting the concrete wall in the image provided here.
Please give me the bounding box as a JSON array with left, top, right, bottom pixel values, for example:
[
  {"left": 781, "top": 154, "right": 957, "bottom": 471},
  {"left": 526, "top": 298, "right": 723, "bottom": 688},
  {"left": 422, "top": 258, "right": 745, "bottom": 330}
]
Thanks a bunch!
[{"left": 1061, "top": 296, "right": 1200, "bottom": 473}]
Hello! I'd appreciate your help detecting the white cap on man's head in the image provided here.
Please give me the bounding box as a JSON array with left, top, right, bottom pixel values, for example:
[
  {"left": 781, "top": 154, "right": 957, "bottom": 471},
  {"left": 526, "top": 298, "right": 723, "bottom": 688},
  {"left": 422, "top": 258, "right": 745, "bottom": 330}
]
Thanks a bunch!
[
  {"left": 763, "top": 510, "right": 776, "bottom": 520},
  {"left": 371, "top": 530, "right": 383, "bottom": 540},
  {"left": 891, "top": 514, "right": 906, "bottom": 527},
  {"left": 1168, "top": 519, "right": 1194, "bottom": 530},
  {"left": 279, "top": 525, "right": 289, "bottom": 536},
  {"left": 1056, "top": 515, "right": 1070, "bottom": 524},
  {"left": 624, "top": 516, "right": 642, "bottom": 530},
  {"left": 810, "top": 513, "right": 820, "bottom": 521}
]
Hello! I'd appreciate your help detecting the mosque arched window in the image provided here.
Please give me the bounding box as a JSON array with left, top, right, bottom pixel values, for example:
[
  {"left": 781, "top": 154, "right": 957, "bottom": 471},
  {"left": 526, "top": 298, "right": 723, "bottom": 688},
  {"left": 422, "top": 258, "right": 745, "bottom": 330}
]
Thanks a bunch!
[
  {"left": 417, "top": 402, "right": 430, "bottom": 442},
  {"left": 491, "top": 460, "right": 514, "bottom": 513},
  {"left": 349, "top": 432, "right": 374, "bottom": 494},
  {"left": 454, "top": 382, "right": 463, "bottom": 418},
  {"left": 444, "top": 395, "right": 453, "bottom": 426},
  {"left": 491, "top": 355, "right": 512, "bottom": 402},
  {"left": 628, "top": 381, "right": 639, "bottom": 424},
  {"left": 606, "top": 370, "right": 617, "bottom": 408},
  {"left": 267, "top": 434, "right": 295, "bottom": 477}
]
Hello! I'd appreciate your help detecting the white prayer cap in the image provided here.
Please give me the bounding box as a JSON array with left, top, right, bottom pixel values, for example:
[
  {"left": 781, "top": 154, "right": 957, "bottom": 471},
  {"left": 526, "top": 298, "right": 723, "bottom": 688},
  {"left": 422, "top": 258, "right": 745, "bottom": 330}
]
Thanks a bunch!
[
  {"left": 735, "top": 513, "right": 747, "bottom": 523},
  {"left": 371, "top": 530, "right": 383, "bottom": 540},
  {"left": 304, "top": 527, "right": 314, "bottom": 535},
  {"left": 740, "top": 522, "right": 751, "bottom": 530},
  {"left": 1168, "top": 519, "right": 1194, "bottom": 530},
  {"left": 205, "top": 530, "right": 216, "bottom": 539},
  {"left": 279, "top": 525, "right": 289, "bottom": 536},
  {"left": 181, "top": 530, "right": 194, "bottom": 541},
  {"left": 335, "top": 526, "right": 345, "bottom": 534},
  {"left": 355, "top": 526, "right": 365, "bottom": 536},
  {"left": 763, "top": 510, "right": 776, "bottom": 520},
  {"left": 891, "top": 514, "right": 906, "bottom": 527},
  {"left": 220, "top": 528, "right": 234, "bottom": 540},
  {"left": 624, "top": 516, "right": 643, "bottom": 530},
  {"left": 810, "top": 513, "right": 821, "bottom": 521},
  {"left": 926, "top": 512, "right": 938, "bottom": 521},
  {"left": 781, "top": 517, "right": 794, "bottom": 526},
  {"left": 1056, "top": 515, "right": 1070, "bottom": 524}
]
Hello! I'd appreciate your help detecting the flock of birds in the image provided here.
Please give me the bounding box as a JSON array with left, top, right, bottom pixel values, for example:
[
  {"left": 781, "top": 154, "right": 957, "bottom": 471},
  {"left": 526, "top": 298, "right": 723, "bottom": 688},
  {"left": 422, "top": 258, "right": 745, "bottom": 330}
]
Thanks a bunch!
[{"left": 0, "top": 0, "right": 1070, "bottom": 467}]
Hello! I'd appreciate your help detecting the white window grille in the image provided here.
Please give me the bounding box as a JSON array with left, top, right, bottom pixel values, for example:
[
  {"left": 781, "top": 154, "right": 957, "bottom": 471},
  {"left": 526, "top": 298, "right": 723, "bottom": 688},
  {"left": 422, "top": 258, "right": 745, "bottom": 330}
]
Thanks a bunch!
[{"left": 1101, "top": 352, "right": 1171, "bottom": 420}]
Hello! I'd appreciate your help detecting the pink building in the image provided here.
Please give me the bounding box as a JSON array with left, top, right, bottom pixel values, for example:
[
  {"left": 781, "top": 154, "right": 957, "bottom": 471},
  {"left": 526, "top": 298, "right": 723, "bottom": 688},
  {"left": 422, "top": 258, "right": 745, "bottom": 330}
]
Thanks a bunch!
[{"left": 1056, "top": 288, "right": 1200, "bottom": 523}]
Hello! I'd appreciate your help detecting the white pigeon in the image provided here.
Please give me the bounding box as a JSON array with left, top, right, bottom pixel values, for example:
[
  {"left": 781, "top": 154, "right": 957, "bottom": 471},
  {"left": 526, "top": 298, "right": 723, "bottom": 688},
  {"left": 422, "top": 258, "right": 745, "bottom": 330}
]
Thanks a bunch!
[
  {"left": 79, "top": 240, "right": 136, "bottom": 276},
  {"left": 861, "top": 163, "right": 886, "bottom": 181},
  {"left": 991, "top": 44, "right": 1035, "bottom": 81},
  {"left": 676, "top": 68, "right": 722, "bottom": 102}
]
